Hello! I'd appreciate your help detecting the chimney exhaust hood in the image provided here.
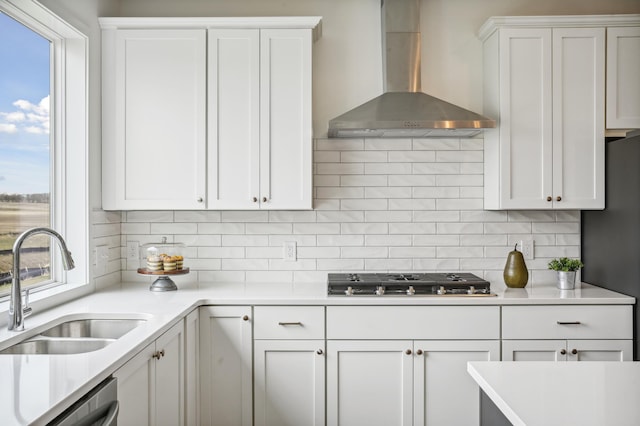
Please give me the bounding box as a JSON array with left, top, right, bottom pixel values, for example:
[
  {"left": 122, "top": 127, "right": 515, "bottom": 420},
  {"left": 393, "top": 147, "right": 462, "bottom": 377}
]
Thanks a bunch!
[{"left": 328, "top": 0, "right": 495, "bottom": 138}]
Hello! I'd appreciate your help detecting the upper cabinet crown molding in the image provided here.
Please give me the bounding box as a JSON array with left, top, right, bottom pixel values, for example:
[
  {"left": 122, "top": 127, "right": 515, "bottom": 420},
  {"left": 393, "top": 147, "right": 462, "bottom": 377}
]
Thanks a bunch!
[
  {"left": 478, "top": 14, "right": 640, "bottom": 40},
  {"left": 98, "top": 16, "right": 322, "bottom": 39}
]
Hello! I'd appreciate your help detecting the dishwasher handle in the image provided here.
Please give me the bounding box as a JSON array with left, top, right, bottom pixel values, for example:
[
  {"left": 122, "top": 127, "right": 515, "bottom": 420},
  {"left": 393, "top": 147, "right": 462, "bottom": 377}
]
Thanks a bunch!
[{"left": 100, "top": 401, "right": 119, "bottom": 426}]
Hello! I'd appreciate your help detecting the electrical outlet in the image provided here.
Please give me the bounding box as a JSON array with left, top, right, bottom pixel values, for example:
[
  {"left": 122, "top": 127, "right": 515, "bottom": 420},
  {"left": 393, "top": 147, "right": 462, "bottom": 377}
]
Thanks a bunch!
[
  {"left": 127, "top": 241, "right": 139, "bottom": 261},
  {"left": 95, "top": 246, "right": 109, "bottom": 275},
  {"left": 522, "top": 239, "right": 534, "bottom": 260},
  {"left": 283, "top": 241, "right": 297, "bottom": 262}
]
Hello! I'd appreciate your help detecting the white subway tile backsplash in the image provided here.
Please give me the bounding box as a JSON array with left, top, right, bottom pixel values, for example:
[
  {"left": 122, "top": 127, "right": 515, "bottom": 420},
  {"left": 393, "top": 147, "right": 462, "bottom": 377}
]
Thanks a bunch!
[
  {"left": 341, "top": 151, "right": 388, "bottom": 163},
  {"left": 413, "top": 138, "right": 460, "bottom": 150},
  {"left": 365, "top": 235, "right": 412, "bottom": 246},
  {"left": 341, "top": 199, "right": 388, "bottom": 211},
  {"left": 245, "top": 223, "right": 293, "bottom": 235},
  {"left": 365, "top": 139, "right": 412, "bottom": 150},
  {"left": 365, "top": 163, "right": 412, "bottom": 174},
  {"left": 388, "top": 151, "right": 436, "bottom": 162},
  {"left": 341, "top": 222, "right": 389, "bottom": 235},
  {"left": 222, "top": 235, "right": 269, "bottom": 246},
  {"left": 317, "top": 187, "right": 364, "bottom": 199},
  {"left": 341, "top": 175, "right": 387, "bottom": 187},
  {"left": 390, "top": 247, "right": 437, "bottom": 258},
  {"left": 341, "top": 247, "right": 389, "bottom": 258},
  {"left": 114, "top": 135, "right": 580, "bottom": 286}
]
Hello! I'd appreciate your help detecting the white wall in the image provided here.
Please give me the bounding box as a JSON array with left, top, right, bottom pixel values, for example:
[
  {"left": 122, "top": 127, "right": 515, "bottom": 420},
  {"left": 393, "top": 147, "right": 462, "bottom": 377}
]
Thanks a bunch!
[{"left": 114, "top": 0, "right": 640, "bottom": 137}]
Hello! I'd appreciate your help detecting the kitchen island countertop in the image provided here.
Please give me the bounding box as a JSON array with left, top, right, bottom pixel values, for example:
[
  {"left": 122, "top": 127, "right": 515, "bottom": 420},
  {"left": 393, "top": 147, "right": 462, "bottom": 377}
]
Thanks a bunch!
[
  {"left": 0, "top": 280, "right": 633, "bottom": 425},
  {"left": 468, "top": 360, "right": 640, "bottom": 426}
]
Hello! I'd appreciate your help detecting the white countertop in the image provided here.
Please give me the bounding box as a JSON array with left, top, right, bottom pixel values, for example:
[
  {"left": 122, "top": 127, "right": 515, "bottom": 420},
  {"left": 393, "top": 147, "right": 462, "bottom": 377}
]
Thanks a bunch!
[
  {"left": 468, "top": 361, "right": 640, "bottom": 426},
  {"left": 0, "top": 281, "right": 633, "bottom": 425}
]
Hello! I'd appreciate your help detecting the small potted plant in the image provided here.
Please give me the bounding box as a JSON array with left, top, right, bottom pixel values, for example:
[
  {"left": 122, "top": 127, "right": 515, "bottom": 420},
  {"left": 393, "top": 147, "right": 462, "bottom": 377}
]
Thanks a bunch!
[{"left": 548, "top": 257, "right": 584, "bottom": 290}]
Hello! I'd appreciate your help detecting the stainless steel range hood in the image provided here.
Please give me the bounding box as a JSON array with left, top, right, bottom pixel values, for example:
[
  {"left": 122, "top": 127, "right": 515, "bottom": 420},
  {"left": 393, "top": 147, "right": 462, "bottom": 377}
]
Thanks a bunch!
[{"left": 328, "top": 0, "right": 495, "bottom": 138}]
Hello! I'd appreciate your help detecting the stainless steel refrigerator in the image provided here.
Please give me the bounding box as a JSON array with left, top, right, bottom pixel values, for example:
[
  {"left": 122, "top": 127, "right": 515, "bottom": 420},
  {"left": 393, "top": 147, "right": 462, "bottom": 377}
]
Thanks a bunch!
[{"left": 582, "top": 129, "right": 640, "bottom": 360}]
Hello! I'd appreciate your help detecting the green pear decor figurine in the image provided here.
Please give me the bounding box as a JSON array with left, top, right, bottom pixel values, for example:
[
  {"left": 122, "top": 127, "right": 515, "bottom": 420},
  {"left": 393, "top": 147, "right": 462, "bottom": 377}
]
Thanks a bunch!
[{"left": 503, "top": 244, "right": 528, "bottom": 288}]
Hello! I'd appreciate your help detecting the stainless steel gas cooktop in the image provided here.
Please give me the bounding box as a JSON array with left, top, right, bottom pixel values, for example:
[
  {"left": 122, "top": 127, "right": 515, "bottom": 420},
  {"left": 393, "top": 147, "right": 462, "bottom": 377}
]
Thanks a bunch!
[{"left": 327, "top": 272, "right": 495, "bottom": 297}]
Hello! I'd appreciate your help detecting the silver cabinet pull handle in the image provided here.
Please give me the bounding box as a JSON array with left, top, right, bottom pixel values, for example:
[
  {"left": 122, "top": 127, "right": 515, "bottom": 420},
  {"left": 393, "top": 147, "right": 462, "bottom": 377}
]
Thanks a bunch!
[
  {"left": 278, "top": 322, "right": 303, "bottom": 326},
  {"left": 557, "top": 321, "right": 581, "bottom": 325}
]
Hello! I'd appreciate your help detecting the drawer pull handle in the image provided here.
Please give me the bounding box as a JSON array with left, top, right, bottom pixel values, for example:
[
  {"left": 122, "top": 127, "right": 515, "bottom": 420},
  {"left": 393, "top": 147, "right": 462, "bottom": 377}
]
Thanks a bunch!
[
  {"left": 405, "top": 349, "right": 412, "bottom": 355},
  {"left": 416, "top": 349, "right": 423, "bottom": 355},
  {"left": 560, "top": 349, "right": 567, "bottom": 355},
  {"left": 317, "top": 349, "right": 324, "bottom": 355},
  {"left": 278, "top": 322, "right": 303, "bottom": 326},
  {"left": 557, "top": 321, "right": 581, "bottom": 325},
  {"left": 571, "top": 349, "right": 578, "bottom": 355}
]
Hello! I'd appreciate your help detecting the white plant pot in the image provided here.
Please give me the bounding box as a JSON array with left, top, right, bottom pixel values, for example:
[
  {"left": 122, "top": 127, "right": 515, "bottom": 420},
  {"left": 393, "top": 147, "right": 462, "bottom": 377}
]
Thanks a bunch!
[{"left": 556, "top": 271, "right": 576, "bottom": 290}]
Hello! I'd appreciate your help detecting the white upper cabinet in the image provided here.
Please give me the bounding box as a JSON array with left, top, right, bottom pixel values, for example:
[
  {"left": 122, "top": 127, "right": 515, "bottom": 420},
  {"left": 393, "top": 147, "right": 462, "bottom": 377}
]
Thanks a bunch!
[
  {"left": 607, "top": 26, "right": 640, "bottom": 129},
  {"left": 208, "top": 28, "right": 313, "bottom": 209},
  {"left": 481, "top": 19, "right": 605, "bottom": 210},
  {"left": 100, "top": 17, "right": 320, "bottom": 210},
  {"left": 101, "top": 28, "right": 207, "bottom": 210}
]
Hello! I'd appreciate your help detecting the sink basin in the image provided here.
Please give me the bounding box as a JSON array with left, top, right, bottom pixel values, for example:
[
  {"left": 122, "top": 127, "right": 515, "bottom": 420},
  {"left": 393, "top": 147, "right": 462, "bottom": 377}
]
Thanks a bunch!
[
  {"left": 0, "top": 337, "right": 113, "bottom": 355},
  {"left": 0, "top": 315, "right": 148, "bottom": 355},
  {"left": 40, "top": 318, "right": 147, "bottom": 339}
]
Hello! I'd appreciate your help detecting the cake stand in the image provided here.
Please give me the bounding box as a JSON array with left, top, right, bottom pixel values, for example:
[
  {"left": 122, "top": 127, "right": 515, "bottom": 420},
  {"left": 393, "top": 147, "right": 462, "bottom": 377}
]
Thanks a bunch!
[{"left": 137, "top": 268, "right": 190, "bottom": 292}]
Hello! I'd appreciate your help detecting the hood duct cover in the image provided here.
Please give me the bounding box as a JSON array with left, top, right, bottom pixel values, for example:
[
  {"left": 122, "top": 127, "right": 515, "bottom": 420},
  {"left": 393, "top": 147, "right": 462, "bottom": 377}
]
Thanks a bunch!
[{"left": 328, "top": 0, "right": 495, "bottom": 138}]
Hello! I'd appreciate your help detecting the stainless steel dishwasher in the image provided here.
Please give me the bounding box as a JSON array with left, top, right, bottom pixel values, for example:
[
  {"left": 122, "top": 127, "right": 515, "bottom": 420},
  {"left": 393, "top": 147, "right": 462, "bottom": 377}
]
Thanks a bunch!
[{"left": 48, "top": 377, "right": 118, "bottom": 426}]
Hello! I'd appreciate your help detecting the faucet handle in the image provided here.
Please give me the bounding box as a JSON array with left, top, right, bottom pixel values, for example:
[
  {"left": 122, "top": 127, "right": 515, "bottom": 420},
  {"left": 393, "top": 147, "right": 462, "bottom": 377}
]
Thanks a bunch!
[{"left": 22, "top": 289, "right": 32, "bottom": 318}]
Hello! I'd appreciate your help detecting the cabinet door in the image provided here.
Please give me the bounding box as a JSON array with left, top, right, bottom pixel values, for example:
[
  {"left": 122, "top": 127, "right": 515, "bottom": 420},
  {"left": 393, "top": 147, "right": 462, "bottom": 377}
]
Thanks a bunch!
[
  {"left": 254, "top": 340, "right": 325, "bottom": 426},
  {"left": 259, "top": 29, "right": 313, "bottom": 210},
  {"left": 567, "top": 339, "right": 633, "bottom": 361},
  {"left": 114, "top": 342, "right": 156, "bottom": 426},
  {"left": 185, "top": 309, "right": 200, "bottom": 426},
  {"left": 199, "top": 306, "right": 253, "bottom": 426},
  {"left": 413, "top": 340, "right": 500, "bottom": 426},
  {"left": 103, "top": 29, "right": 206, "bottom": 210},
  {"left": 607, "top": 27, "right": 640, "bottom": 129},
  {"left": 208, "top": 29, "right": 260, "bottom": 209},
  {"left": 495, "top": 28, "right": 553, "bottom": 209},
  {"left": 155, "top": 321, "right": 185, "bottom": 426},
  {"left": 502, "top": 340, "right": 568, "bottom": 361},
  {"left": 327, "top": 340, "right": 413, "bottom": 426},
  {"left": 552, "top": 28, "right": 605, "bottom": 209}
]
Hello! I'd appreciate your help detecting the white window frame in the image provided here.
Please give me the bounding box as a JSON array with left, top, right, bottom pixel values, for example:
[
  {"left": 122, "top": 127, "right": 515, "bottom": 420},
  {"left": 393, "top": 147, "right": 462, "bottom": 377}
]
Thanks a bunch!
[{"left": 0, "top": 0, "right": 89, "bottom": 314}]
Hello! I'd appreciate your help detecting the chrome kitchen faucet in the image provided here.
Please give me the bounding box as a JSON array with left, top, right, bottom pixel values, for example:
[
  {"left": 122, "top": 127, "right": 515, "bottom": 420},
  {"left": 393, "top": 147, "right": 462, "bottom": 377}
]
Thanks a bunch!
[{"left": 9, "top": 227, "right": 75, "bottom": 331}]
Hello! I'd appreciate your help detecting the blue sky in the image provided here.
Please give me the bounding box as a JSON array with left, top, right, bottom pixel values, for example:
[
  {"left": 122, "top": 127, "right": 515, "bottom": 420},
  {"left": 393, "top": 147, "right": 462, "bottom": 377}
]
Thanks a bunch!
[{"left": 0, "top": 12, "right": 50, "bottom": 195}]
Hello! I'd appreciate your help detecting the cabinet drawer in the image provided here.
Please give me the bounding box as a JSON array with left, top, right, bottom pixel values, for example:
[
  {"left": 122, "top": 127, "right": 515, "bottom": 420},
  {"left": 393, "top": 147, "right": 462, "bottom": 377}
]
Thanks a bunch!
[
  {"left": 502, "top": 305, "right": 632, "bottom": 339},
  {"left": 254, "top": 306, "right": 324, "bottom": 339},
  {"left": 327, "top": 306, "right": 500, "bottom": 340}
]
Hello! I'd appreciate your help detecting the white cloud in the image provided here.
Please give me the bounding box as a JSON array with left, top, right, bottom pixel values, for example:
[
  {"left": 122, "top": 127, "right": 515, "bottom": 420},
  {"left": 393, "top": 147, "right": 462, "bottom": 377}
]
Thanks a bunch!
[
  {"left": 0, "top": 95, "right": 50, "bottom": 135},
  {"left": 0, "top": 123, "right": 18, "bottom": 133}
]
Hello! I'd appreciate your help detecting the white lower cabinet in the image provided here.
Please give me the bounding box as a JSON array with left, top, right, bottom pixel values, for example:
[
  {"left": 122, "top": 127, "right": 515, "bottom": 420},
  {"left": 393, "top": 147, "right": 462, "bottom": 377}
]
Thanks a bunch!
[
  {"left": 254, "top": 340, "right": 325, "bottom": 426},
  {"left": 503, "top": 339, "right": 632, "bottom": 361},
  {"left": 184, "top": 309, "right": 200, "bottom": 426},
  {"left": 114, "top": 320, "right": 185, "bottom": 426},
  {"left": 253, "top": 306, "right": 325, "bottom": 426},
  {"left": 502, "top": 305, "right": 633, "bottom": 362},
  {"left": 199, "top": 306, "right": 253, "bottom": 426},
  {"left": 326, "top": 306, "right": 501, "bottom": 426}
]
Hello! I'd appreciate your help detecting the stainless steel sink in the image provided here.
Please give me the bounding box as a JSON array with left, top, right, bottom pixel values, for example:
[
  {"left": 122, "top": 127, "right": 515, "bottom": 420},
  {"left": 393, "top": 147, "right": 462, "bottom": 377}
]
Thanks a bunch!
[
  {"left": 0, "top": 316, "right": 148, "bottom": 355},
  {"left": 0, "top": 337, "right": 113, "bottom": 355},
  {"left": 40, "top": 318, "right": 147, "bottom": 339}
]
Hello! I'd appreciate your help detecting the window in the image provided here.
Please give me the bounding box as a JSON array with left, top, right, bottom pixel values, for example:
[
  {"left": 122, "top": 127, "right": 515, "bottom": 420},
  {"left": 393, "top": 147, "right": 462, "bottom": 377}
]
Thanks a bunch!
[
  {"left": 0, "top": 0, "right": 88, "bottom": 303},
  {"left": 0, "top": 11, "right": 52, "bottom": 293}
]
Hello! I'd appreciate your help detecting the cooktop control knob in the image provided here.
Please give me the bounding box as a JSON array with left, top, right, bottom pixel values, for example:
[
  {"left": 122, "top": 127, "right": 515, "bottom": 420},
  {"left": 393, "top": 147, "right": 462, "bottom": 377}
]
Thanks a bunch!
[
  {"left": 345, "top": 286, "right": 354, "bottom": 296},
  {"left": 407, "top": 285, "right": 415, "bottom": 296},
  {"left": 467, "top": 286, "right": 476, "bottom": 295},
  {"left": 437, "top": 286, "right": 446, "bottom": 295},
  {"left": 376, "top": 286, "right": 385, "bottom": 296}
]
